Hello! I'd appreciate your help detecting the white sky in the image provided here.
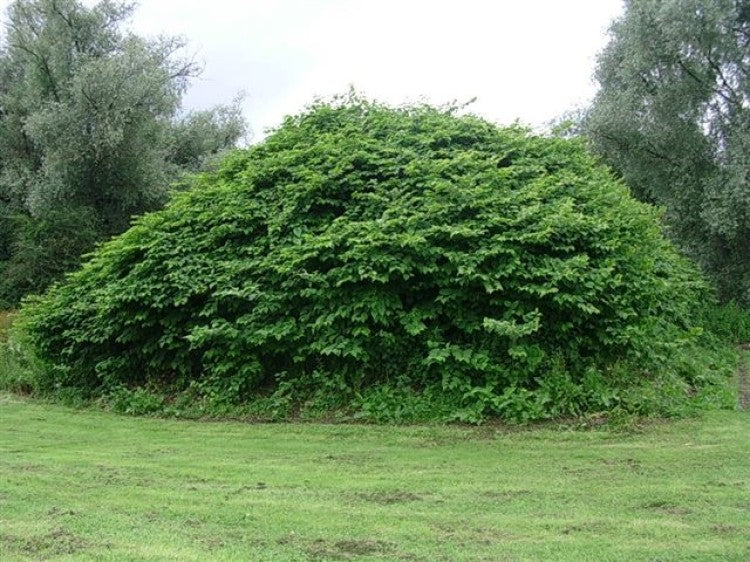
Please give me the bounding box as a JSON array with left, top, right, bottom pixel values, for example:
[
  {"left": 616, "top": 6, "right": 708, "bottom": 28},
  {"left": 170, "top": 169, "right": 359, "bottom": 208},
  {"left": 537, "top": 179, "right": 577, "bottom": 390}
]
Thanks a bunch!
[{"left": 1, "top": 0, "right": 624, "bottom": 141}]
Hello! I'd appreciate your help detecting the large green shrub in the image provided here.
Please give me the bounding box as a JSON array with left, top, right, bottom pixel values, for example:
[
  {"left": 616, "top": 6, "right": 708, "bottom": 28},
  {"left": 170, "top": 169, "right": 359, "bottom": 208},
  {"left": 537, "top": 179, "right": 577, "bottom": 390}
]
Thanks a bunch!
[{"left": 22, "top": 97, "right": 722, "bottom": 421}]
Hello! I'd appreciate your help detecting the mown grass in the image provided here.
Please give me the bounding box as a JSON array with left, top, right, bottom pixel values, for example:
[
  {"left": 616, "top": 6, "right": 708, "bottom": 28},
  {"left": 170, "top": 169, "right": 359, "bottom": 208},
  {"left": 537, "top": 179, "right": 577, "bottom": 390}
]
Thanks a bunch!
[{"left": 1, "top": 393, "right": 748, "bottom": 561}]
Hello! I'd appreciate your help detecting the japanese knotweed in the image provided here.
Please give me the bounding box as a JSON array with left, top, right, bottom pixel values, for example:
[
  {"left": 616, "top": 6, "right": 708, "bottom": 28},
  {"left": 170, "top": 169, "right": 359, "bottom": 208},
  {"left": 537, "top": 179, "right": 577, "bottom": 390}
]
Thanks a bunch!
[{"left": 24, "top": 98, "right": 707, "bottom": 413}]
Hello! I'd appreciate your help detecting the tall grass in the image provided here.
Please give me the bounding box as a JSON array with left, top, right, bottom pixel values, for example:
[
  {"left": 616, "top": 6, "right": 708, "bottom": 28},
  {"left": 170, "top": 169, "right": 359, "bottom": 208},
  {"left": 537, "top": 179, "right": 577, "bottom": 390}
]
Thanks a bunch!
[
  {"left": 700, "top": 301, "right": 750, "bottom": 344},
  {"left": 0, "top": 309, "right": 15, "bottom": 342},
  {"left": 0, "top": 310, "right": 44, "bottom": 395}
]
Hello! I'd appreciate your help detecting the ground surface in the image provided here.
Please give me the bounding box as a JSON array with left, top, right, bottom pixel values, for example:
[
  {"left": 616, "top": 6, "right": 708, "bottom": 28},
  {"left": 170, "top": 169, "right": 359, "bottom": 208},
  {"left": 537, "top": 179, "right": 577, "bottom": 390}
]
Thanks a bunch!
[{"left": 1, "top": 394, "right": 748, "bottom": 561}]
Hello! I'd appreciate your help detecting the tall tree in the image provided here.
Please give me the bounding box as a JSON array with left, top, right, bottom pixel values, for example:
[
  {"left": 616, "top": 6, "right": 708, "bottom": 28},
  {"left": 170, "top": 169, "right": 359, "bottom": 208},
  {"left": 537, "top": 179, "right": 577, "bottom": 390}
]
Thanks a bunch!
[
  {"left": 584, "top": 0, "right": 749, "bottom": 304},
  {"left": 0, "top": 0, "right": 247, "bottom": 305}
]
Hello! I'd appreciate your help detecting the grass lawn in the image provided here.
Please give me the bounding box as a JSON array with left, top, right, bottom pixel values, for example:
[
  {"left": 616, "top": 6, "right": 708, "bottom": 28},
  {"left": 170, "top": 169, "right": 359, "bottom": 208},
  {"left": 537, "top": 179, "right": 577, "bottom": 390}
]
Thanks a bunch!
[{"left": 0, "top": 394, "right": 748, "bottom": 561}]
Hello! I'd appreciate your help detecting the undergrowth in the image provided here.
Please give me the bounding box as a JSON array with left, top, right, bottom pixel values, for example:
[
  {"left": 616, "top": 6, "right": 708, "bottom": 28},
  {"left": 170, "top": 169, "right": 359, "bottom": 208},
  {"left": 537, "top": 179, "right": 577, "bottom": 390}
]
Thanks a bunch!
[{"left": 1, "top": 308, "right": 739, "bottom": 425}]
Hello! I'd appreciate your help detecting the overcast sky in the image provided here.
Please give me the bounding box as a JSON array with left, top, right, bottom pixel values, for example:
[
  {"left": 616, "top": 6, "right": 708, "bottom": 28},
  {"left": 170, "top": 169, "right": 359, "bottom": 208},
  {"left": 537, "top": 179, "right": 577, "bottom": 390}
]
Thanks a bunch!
[{"left": 1, "top": 0, "right": 624, "bottom": 141}]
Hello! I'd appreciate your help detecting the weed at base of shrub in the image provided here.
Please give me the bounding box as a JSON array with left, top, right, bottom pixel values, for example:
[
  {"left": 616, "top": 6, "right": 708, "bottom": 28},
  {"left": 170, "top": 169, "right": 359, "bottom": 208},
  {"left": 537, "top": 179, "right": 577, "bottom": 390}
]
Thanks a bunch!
[
  {"left": 2, "top": 305, "right": 740, "bottom": 425},
  {"left": 699, "top": 301, "right": 750, "bottom": 344}
]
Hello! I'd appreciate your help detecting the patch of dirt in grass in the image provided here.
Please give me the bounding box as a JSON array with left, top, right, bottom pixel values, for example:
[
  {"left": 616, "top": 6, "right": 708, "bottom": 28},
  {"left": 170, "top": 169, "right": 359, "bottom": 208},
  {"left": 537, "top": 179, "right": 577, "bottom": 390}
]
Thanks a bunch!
[
  {"left": 93, "top": 465, "right": 127, "bottom": 485},
  {"left": 416, "top": 428, "right": 506, "bottom": 448},
  {"left": 599, "top": 457, "right": 651, "bottom": 475},
  {"left": 480, "top": 489, "right": 531, "bottom": 500},
  {"left": 184, "top": 477, "right": 217, "bottom": 491},
  {"left": 304, "top": 538, "right": 405, "bottom": 560},
  {"left": 275, "top": 532, "right": 297, "bottom": 545},
  {"left": 711, "top": 524, "right": 740, "bottom": 535},
  {"left": 197, "top": 535, "right": 226, "bottom": 551},
  {"left": 560, "top": 465, "right": 590, "bottom": 476},
  {"left": 321, "top": 453, "right": 379, "bottom": 464},
  {"left": 274, "top": 533, "right": 416, "bottom": 561},
  {"left": 642, "top": 500, "right": 692, "bottom": 516},
  {"left": 15, "top": 463, "right": 45, "bottom": 472},
  {"left": 192, "top": 529, "right": 258, "bottom": 553},
  {"left": 707, "top": 479, "right": 745, "bottom": 488},
  {"left": 1, "top": 527, "right": 92, "bottom": 556},
  {"left": 355, "top": 490, "right": 424, "bottom": 505},
  {"left": 143, "top": 510, "right": 162, "bottom": 522},
  {"left": 600, "top": 457, "right": 641, "bottom": 469},
  {"left": 46, "top": 507, "right": 77, "bottom": 517},
  {"left": 559, "top": 521, "right": 614, "bottom": 535},
  {"left": 224, "top": 482, "right": 269, "bottom": 499},
  {"left": 432, "top": 523, "right": 521, "bottom": 545},
  {"left": 91, "top": 465, "right": 153, "bottom": 488}
]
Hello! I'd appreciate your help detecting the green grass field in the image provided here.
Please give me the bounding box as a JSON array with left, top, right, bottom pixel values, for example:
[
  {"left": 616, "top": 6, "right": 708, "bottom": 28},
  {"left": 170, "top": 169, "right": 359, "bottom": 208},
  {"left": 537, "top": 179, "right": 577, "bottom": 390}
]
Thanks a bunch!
[{"left": 1, "top": 394, "right": 748, "bottom": 561}]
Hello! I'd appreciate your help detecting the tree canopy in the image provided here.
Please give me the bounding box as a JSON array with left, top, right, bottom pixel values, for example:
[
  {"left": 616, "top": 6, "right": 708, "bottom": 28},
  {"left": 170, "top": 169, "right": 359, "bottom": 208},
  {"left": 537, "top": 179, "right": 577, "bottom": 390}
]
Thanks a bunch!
[
  {"left": 0, "top": 0, "right": 247, "bottom": 305},
  {"left": 584, "top": 0, "right": 750, "bottom": 304}
]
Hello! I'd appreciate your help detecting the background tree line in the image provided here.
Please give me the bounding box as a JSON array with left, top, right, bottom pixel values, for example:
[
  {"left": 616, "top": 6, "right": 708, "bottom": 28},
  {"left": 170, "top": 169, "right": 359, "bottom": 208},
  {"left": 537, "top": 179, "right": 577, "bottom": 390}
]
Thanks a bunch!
[
  {"left": 584, "top": 0, "right": 749, "bottom": 305},
  {"left": 0, "top": 0, "right": 246, "bottom": 306}
]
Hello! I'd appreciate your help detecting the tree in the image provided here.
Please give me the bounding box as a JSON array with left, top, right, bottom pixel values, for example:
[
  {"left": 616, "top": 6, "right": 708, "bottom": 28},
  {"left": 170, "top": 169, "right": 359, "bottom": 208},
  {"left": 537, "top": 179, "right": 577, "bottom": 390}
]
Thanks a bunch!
[
  {"left": 584, "top": 0, "right": 749, "bottom": 304},
  {"left": 0, "top": 0, "right": 247, "bottom": 305}
]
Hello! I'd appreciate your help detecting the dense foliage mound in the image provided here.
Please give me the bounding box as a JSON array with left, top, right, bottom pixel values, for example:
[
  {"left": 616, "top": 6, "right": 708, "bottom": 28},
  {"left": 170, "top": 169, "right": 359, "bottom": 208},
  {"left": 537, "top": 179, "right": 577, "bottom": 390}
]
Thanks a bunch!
[{"left": 22, "top": 98, "right": 727, "bottom": 421}]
